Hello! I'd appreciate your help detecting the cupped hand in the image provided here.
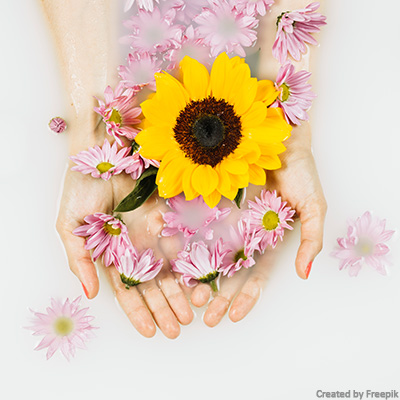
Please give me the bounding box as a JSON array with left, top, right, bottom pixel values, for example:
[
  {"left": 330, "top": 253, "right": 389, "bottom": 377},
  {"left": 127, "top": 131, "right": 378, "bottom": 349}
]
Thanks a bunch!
[
  {"left": 182, "top": 122, "right": 327, "bottom": 327},
  {"left": 56, "top": 130, "right": 193, "bottom": 339}
]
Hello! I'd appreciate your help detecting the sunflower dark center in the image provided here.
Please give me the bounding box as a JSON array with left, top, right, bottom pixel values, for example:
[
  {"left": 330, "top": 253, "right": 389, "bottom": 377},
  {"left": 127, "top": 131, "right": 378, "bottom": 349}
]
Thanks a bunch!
[{"left": 173, "top": 96, "right": 242, "bottom": 167}]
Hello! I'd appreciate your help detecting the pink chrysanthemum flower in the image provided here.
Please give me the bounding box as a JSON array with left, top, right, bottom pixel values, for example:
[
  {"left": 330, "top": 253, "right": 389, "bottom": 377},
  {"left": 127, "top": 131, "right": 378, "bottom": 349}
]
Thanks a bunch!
[
  {"left": 124, "top": 0, "right": 159, "bottom": 12},
  {"left": 244, "top": 190, "right": 295, "bottom": 252},
  {"left": 124, "top": 7, "right": 184, "bottom": 55},
  {"left": 115, "top": 247, "right": 163, "bottom": 289},
  {"left": 70, "top": 139, "right": 133, "bottom": 181},
  {"left": 165, "top": 25, "right": 210, "bottom": 70},
  {"left": 331, "top": 212, "right": 395, "bottom": 277},
  {"left": 161, "top": 195, "right": 231, "bottom": 242},
  {"left": 73, "top": 213, "right": 132, "bottom": 267},
  {"left": 272, "top": 2, "right": 327, "bottom": 65},
  {"left": 194, "top": 0, "right": 258, "bottom": 57},
  {"left": 272, "top": 62, "right": 316, "bottom": 125},
  {"left": 171, "top": 238, "right": 230, "bottom": 291},
  {"left": 220, "top": 219, "right": 261, "bottom": 277},
  {"left": 94, "top": 83, "right": 141, "bottom": 146},
  {"left": 48, "top": 117, "right": 67, "bottom": 134},
  {"left": 169, "top": 0, "right": 209, "bottom": 24},
  {"left": 125, "top": 142, "right": 160, "bottom": 180},
  {"left": 26, "top": 296, "right": 97, "bottom": 361},
  {"left": 118, "top": 52, "right": 162, "bottom": 91},
  {"left": 236, "top": 0, "right": 274, "bottom": 17}
]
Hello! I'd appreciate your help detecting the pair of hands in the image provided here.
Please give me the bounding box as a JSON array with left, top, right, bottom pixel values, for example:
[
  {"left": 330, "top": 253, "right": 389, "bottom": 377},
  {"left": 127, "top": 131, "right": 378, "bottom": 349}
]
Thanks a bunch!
[{"left": 56, "top": 123, "right": 327, "bottom": 339}]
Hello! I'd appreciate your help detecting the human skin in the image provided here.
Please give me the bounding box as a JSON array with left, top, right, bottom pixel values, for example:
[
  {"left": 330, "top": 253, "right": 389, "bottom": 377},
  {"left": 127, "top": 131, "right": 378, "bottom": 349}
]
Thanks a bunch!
[{"left": 41, "top": 0, "right": 327, "bottom": 335}]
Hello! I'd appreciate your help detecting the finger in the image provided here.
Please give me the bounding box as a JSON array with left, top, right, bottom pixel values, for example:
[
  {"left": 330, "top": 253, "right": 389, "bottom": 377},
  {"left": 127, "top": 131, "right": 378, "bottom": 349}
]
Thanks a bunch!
[
  {"left": 296, "top": 201, "right": 327, "bottom": 279},
  {"left": 137, "top": 280, "right": 181, "bottom": 339},
  {"left": 156, "top": 268, "right": 194, "bottom": 325},
  {"left": 203, "top": 268, "right": 250, "bottom": 327},
  {"left": 56, "top": 220, "right": 99, "bottom": 299},
  {"left": 104, "top": 266, "right": 156, "bottom": 338},
  {"left": 191, "top": 283, "right": 212, "bottom": 307}
]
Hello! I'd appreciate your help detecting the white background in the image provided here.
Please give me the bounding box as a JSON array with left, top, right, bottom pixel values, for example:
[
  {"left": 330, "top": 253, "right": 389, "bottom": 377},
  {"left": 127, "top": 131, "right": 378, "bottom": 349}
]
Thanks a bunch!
[{"left": 1, "top": 1, "right": 399, "bottom": 399}]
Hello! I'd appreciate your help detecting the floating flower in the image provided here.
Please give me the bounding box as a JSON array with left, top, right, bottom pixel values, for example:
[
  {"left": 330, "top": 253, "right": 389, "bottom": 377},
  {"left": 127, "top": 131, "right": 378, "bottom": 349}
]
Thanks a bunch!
[
  {"left": 125, "top": 141, "right": 160, "bottom": 180},
  {"left": 73, "top": 213, "right": 132, "bottom": 267},
  {"left": 135, "top": 53, "right": 291, "bottom": 208},
  {"left": 165, "top": 25, "right": 210, "bottom": 70},
  {"left": 70, "top": 139, "right": 133, "bottom": 181},
  {"left": 170, "top": 0, "right": 209, "bottom": 24},
  {"left": 124, "top": 7, "right": 184, "bottom": 55},
  {"left": 235, "top": 0, "right": 274, "bottom": 17},
  {"left": 331, "top": 212, "right": 395, "bottom": 277},
  {"left": 220, "top": 219, "right": 260, "bottom": 277},
  {"left": 272, "top": 2, "right": 327, "bottom": 65},
  {"left": 161, "top": 195, "right": 231, "bottom": 241},
  {"left": 171, "top": 239, "right": 230, "bottom": 291},
  {"left": 124, "top": 0, "right": 159, "bottom": 12},
  {"left": 118, "top": 52, "right": 162, "bottom": 91},
  {"left": 194, "top": 0, "right": 258, "bottom": 57},
  {"left": 244, "top": 190, "right": 295, "bottom": 251},
  {"left": 273, "top": 62, "right": 316, "bottom": 125},
  {"left": 26, "top": 296, "right": 97, "bottom": 361},
  {"left": 114, "top": 247, "right": 163, "bottom": 289},
  {"left": 48, "top": 117, "right": 67, "bottom": 134},
  {"left": 94, "top": 82, "right": 141, "bottom": 146}
]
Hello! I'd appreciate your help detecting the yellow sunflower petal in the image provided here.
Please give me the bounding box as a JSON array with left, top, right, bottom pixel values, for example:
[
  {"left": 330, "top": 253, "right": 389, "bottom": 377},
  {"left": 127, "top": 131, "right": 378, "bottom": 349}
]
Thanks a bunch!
[
  {"left": 220, "top": 157, "right": 249, "bottom": 175},
  {"left": 157, "top": 153, "right": 187, "bottom": 198},
  {"left": 180, "top": 56, "right": 210, "bottom": 100},
  {"left": 217, "top": 184, "right": 238, "bottom": 200},
  {"left": 154, "top": 72, "right": 190, "bottom": 119},
  {"left": 234, "top": 139, "right": 261, "bottom": 164},
  {"left": 202, "top": 190, "right": 222, "bottom": 208},
  {"left": 136, "top": 126, "right": 176, "bottom": 160},
  {"left": 215, "top": 163, "right": 232, "bottom": 195},
  {"left": 141, "top": 97, "right": 177, "bottom": 127},
  {"left": 191, "top": 164, "right": 219, "bottom": 197},
  {"left": 209, "top": 52, "right": 229, "bottom": 99},
  {"left": 182, "top": 163, "right": 199, "bottom": 201},
  {"left": 229, "top": 171, "right": 249, "bottom": 189},
  {"left": 248, "top": 164, "right": 266, "bottom": 186},
  {"left": 258, "top": 142, "right": 287, "bottom": 156},
  {"left": 255, "top": 80, "right": 280, "bottom": 106},
  {"left": 256, "top": 154, "right": 282, "bottom": 170},
  {"left": 241, "top": 101, "right": 267, "bottom": 130}
]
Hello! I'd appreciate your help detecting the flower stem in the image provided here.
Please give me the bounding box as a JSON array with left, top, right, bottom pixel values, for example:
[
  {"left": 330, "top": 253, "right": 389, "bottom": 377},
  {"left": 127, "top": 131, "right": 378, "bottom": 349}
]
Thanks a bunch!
[{"left": 209, "top": 280, "right": 218, "bottom": 292}]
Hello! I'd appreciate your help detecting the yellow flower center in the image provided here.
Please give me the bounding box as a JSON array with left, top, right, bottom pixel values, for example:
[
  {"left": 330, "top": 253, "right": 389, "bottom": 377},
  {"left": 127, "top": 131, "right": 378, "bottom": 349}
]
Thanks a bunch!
[
  {"left": 108, "top": 108, "right": 122, "bottom": 125},
  {"left": 262, "top": 210, "right": 280, "bottom": 231},
  {"left": 355, "top": 239, "right": 374, "bottom": 256},
  {"left": 234, "top": 249, "right": 247, "bottom": 263},
  {"left": 53, "top": 317, "right": 74, "bottom": 336},
  {"left": 103, "top": 222, "right": 121, "bottom": 236},
  {"left": 96, "top": 162, "right": 114, "bottom": 174},
  {"left": 280, "top": 83, "right": 290, "bottom": 102}
]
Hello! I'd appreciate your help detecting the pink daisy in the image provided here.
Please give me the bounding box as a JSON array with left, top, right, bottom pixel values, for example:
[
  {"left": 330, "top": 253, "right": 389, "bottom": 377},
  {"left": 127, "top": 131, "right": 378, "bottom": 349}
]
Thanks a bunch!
[
  {"left": 331, "top": 212, "right": 395, "bottom": 277},
  {"left": 161, "top": 195, "right": 231, "bottom": 242},
  {"left": 235, "top": 0, "right": 274, "bottom": 17},
  {"left": 272, "top": 62, "right": 316, "bottom": 125},
  {"left": 125, "top": 142, "right": 160, "bottom": 180},
  {"left": 73, "top": 213, "right": 132, "bottom": 267},
  {"left": 220, "top": 219, "right": 260, "bottom": 277},
  {"left": 272, "top": 2, "right": 327, "bottom": 65},
  {"left": 165, "top": 25, "right": 210, "bottom": 70},
  {"left": 124, "top": 0, "right": 159, "bottom": 12},
  {"left": 244, "top": 190, "right": 295, "bottom": 252},
  {"left": 194, "top": 0, "right": 259, "bottom": 57},
  {"left": 94, "top": 82, "right": 141, "bottom": 146},
  {"left": 171, "top": 238, "right": 230, "bottom": 291},
  {"left": 70, "top": 139, "right": 133, "bottom": 181},
  {"left": 118, "top": 52, "right": 162, "bottom": 91},
  {"left": 48, "top": 117, "right": 67, "bottom": 134},
  {"left": 26, "top": 296, "right": 97, "bottom": 361},
  {"left": 124, "top": 6, "right": 184, "bottom": 55},
  {"left": 114, "top": 247, "right": 163, "bottom": 289}
]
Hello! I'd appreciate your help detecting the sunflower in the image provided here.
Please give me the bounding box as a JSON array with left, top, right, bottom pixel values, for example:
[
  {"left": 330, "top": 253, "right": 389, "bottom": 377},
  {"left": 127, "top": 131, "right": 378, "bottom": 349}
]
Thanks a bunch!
[{"left": 135, "top": 52, "right": 291, "bottom": 208}]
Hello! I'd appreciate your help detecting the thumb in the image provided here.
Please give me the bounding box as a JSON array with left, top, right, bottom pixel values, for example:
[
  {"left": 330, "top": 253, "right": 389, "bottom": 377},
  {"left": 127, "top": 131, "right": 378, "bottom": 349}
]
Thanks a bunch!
[
  {"left": 295, "top": 203, "right": 327, "bottom": 279},
  {"left": 57, "top": 221, "right": 100, "bottom": 298}
]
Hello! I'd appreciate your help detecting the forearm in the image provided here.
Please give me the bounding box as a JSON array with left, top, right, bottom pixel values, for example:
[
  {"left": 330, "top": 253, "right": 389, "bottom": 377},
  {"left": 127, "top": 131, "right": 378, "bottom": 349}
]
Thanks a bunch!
[{"left": 40, "top": 0, "right": 118, "bottom": 153}]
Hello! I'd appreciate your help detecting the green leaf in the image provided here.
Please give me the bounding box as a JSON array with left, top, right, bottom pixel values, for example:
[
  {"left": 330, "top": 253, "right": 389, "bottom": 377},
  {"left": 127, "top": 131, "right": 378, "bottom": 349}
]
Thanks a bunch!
[
  {"left": 113, "top": 166, "right": 158, "bottom": 213},
  {"left": 234, "top": 188, "right": 245, "bottom": 208}
]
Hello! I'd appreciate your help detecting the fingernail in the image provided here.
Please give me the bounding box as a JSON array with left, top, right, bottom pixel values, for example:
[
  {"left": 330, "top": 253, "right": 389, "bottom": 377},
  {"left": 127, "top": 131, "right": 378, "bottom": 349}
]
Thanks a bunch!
[
  {"left": 81, "top": 283, "right": 89, "bottom": 298},
  {"left": 305, "top": 261, "right": 313, "bottom": 279}
]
